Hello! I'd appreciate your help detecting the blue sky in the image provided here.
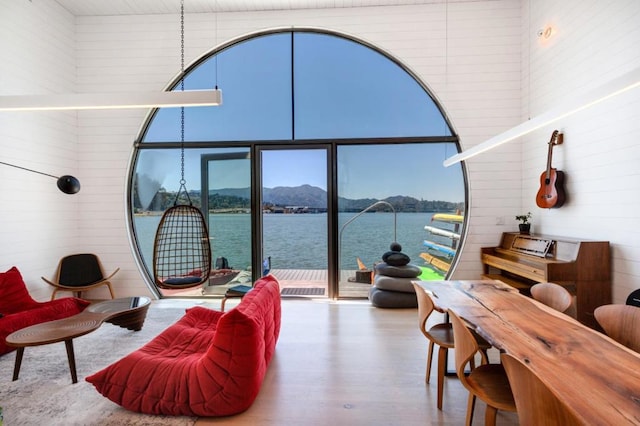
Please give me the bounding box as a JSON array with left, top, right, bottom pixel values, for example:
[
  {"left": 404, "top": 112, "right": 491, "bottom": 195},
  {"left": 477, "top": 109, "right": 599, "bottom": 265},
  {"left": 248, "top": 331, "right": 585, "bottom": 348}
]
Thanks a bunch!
[{"left": 137, "top": 31, "right": 465, "bottom": 204}]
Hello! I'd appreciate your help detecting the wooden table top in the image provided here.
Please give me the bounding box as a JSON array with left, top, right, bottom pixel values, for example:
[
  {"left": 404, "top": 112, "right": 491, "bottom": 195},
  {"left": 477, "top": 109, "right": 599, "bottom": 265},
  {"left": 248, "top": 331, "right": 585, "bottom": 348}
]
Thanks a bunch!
[
  {"left": 6, "top": 296, "right": 151, "bottom": 347},
  {"left": 414, "top": 279, "right": 640, "bottom": 425}
]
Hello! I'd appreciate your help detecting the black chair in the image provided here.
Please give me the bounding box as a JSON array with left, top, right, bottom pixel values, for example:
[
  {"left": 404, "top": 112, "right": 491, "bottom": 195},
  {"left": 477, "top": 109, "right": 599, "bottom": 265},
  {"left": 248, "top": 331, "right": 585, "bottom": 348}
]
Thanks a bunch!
[
  {"left": 42, "top": 253, "right": 118, "bottom": 300},
  {"left": 626, "top": 289, "right": 640, "bottom": 307}
]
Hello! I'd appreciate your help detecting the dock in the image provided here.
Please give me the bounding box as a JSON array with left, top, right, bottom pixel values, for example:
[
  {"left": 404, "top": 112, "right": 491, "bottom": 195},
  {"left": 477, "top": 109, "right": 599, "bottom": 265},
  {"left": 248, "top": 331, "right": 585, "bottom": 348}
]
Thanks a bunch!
[{"left": 162, "top": 269, "right": 371, "bottom": 299}]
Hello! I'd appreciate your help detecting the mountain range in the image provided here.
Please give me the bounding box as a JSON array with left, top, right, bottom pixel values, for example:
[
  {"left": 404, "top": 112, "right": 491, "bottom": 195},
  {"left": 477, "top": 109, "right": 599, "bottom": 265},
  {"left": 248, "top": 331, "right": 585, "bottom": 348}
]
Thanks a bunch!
[{"left": 209, "top": 184, "right": 462, "bottom": 213}]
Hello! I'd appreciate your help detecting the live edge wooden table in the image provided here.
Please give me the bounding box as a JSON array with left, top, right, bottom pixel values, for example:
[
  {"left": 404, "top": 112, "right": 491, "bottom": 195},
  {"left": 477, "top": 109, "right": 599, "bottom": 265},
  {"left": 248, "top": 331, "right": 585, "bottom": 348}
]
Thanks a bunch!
[
  {"left": 6, "top": 296, "right": 151, "bottom": 384},
  {"left": 413, "top": 280, "right": 640, "bottom": 425}
]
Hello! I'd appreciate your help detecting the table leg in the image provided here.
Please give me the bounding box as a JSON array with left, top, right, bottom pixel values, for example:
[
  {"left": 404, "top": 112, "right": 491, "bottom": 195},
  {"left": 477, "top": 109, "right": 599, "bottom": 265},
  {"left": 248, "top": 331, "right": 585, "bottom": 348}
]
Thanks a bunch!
[
  {"left": 64, "top": 339, "right": 78, "bottom": 384},
  {"left": 12, "top": 347, "right": 24, "bottom": 381},
  {"left": 443, "top": 312, "right": 456, "bottom": 376}
]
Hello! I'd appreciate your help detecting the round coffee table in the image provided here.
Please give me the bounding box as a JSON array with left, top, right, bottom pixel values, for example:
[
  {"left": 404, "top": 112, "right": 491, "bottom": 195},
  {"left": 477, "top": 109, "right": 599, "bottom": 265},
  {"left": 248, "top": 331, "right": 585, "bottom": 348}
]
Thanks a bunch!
[{"left": 6, "top": 296, "right": 151, "bottom": 384}]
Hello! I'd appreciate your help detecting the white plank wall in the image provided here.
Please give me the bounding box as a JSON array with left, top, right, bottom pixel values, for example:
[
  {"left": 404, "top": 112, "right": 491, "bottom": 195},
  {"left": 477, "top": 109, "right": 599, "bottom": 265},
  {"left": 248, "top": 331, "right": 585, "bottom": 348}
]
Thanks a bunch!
[
  {"left": 0, "top": 0, "right": 79, "bottom": 299},
  {"left": 1, "top": 0, "right": 639, "bottom": 303},
  {"left": 521, "top": 0, "right": 640, "bottom": 302}
]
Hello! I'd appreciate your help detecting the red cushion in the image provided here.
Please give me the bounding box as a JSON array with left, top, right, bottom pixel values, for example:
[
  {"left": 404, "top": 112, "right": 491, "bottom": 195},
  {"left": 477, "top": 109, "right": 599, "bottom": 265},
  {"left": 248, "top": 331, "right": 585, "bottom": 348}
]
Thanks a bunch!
[
  {"left": 86, "top": 275, "right": 282, "bottom": 416},
  {"left": 0, "top": 297, "right": 91, "bottom": 355},
  {"left": 0, "top": 266, "right": 40, "bottom": 314}
]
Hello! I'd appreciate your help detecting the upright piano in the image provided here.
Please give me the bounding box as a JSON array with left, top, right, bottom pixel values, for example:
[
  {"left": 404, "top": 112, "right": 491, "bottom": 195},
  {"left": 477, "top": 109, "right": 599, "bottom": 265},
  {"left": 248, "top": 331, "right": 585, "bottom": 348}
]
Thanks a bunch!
[{"left": 481, "top": 232, "right": 611, "bottom": 329}]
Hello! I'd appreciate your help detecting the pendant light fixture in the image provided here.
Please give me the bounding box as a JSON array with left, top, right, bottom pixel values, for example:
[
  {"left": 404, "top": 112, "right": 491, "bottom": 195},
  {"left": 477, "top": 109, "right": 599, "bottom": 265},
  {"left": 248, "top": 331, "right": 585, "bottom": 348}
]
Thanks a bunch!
[
  {"left": 0, "top": 1, "right": 221, "bottom": 112},
  {"left": 0, "top": 90, "right": 221, "bottom": 112},
  {"left": 443, "top": 66, "right": 640, "bottom": 167}
]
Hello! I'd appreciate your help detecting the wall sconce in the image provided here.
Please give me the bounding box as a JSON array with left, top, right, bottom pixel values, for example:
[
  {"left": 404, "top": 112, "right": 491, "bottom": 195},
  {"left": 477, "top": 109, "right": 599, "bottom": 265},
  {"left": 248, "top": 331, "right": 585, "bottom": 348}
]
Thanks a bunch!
[
  {"left": 0, "top": 161, "right": 80, "bottom": 194},
  {"left": 537, "top": 26, "right": 554, "bottom": 39}
]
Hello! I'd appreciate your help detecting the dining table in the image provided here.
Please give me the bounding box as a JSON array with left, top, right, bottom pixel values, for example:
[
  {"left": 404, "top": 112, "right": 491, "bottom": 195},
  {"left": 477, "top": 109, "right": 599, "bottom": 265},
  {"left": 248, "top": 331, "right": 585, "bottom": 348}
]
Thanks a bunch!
[{"left": 413, "top": 279, "right": 640, "bottom": 425}]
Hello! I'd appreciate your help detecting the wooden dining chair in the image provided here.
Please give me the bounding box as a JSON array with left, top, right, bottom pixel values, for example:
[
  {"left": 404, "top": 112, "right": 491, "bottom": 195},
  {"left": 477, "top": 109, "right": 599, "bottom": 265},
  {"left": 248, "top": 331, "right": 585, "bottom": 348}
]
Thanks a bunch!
[
  {"left": 411, "top": 283, "right": 490, "bottom": 410},
  {"left": 530, "top": 282, "right": 573, "bottom": 313},
  {"left": 449, "top": 309, "right": 516, "bottom": 426},
  {"left": 501, "top": 353, "right": 582, "bottom": 426},
  {"left": 594, "top": 304, "right": 640, "bottom": 352}
]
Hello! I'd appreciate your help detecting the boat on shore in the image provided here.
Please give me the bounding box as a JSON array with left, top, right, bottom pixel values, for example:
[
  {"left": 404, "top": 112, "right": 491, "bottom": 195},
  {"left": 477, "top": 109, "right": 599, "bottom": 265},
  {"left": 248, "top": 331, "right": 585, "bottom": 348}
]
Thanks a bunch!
[{"left": 209, "top": 269, "right": 240, "bottom": 286}]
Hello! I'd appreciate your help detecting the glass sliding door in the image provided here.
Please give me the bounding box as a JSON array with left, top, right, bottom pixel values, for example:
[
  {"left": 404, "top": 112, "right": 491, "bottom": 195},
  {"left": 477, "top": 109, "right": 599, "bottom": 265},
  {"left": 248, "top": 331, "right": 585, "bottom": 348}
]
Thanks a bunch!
[
  {"left": 200, "top": 149, "right": 253, "bottom": 294},
  {"left": 259, "top": 147, "right": 330, "bottom": 297},
  {"left": 337, "top": 143, "right": 465, "bottom": 297}
]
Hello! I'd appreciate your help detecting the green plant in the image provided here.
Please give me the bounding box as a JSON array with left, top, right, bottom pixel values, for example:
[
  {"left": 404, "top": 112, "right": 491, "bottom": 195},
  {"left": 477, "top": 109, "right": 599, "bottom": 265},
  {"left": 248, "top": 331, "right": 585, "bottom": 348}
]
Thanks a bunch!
[{"left": 515, "top": 212, "right": 532, "bottom": 224}]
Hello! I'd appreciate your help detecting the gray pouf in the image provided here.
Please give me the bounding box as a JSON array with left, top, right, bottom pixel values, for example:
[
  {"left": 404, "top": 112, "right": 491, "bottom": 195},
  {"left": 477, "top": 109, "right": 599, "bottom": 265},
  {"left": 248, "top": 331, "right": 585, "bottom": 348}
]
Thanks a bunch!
[
  {"left": 368, "top": 244, "right": 420, "bottom": 309},
  {"left": 373, "top": 275, "right": 416, "bottom": 293},
  {"left": 374, "top": 262, "right": 422, "bottom": 278},
  {"left": 369, "top": 286, "right": 418, "bottom": 308}
]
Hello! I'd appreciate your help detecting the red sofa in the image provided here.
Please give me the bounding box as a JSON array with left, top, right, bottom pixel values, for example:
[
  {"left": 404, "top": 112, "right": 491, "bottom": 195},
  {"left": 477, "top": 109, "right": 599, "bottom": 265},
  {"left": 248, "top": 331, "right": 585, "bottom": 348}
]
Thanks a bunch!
[
  {"left": 0, "top": 266, "right": 91, "bottom": 355},
  {"left": 86, "top": 275, "right": 282, "bottom": 417}
]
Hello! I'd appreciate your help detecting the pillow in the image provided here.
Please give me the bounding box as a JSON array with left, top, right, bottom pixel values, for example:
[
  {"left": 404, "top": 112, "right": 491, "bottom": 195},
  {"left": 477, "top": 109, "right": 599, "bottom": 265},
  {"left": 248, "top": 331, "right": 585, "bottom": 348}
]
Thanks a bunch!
[
  {"left": 0, "top": 267, "right": 39, "bottom": 314},
  {"left": 162, "top": 276, "right": 202, "bottom": 285}
]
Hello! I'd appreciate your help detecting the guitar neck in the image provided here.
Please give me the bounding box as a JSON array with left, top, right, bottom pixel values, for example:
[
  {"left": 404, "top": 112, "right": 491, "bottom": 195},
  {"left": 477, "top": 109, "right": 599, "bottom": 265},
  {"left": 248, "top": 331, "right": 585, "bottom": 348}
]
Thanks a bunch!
[
  {"left": 544, "top": 131, "right": 561, "bottom": 178},
  {"left": 545, "top": 142, "right": 554, "bottom": 178}
]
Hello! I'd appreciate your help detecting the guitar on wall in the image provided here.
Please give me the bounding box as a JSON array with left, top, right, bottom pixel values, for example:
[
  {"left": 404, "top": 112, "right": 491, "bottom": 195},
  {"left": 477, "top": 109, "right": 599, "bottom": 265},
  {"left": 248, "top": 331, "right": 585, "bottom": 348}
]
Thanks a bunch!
[{"left": 536, "top": 130, "right": 566, "bottom": 208}]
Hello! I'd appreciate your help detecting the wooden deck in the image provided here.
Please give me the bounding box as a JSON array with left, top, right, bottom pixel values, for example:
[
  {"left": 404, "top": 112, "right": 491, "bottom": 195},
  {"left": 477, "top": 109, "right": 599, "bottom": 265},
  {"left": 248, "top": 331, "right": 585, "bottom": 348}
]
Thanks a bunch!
[
  {"left": 272, "top": 268, "right": 372, "bottom": 298},
  {"left": 162, "top": 269, "right": 371, "bottom": 299}
]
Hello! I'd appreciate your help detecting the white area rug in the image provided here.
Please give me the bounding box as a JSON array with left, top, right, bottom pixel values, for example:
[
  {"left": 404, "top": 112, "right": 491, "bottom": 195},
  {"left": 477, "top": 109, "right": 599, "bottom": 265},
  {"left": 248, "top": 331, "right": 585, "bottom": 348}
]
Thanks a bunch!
[{"left": 0, "top": 304, "right": 197, "bottom": 425}]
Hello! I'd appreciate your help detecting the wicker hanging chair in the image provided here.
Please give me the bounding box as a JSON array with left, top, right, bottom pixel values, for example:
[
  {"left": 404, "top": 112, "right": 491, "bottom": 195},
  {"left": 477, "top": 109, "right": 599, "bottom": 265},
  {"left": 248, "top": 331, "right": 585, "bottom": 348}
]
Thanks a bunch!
[
  {"left": 153, "top": 202, "right": 211, "bottom": 289},
  {"left": 152, "top": 0, "right": 213, "bottom": 290}
]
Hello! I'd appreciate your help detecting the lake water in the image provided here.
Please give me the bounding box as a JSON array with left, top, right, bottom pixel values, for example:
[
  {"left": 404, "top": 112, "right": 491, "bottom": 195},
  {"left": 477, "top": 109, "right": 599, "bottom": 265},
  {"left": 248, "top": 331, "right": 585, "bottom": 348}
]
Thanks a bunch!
[{"left": 133, "top": 212, "right": 459, "bottom": 271}]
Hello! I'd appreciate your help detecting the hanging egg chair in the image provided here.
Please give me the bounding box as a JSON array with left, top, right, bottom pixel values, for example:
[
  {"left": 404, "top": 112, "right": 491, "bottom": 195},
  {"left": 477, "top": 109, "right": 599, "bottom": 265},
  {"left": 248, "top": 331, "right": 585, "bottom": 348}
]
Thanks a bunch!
[
  {"left": 152, "top": 0, "right": 212, "bottom": 290},
  {"left": 153, "top": 202, "right": 211, "bottom": 289}
]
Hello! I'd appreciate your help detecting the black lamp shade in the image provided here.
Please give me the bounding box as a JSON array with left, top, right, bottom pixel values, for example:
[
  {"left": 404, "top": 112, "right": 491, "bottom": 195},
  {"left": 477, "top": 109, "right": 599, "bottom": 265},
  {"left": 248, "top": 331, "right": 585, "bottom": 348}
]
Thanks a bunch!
[{"left": 57, "top": 175, "right": 81, "bottom": 194}]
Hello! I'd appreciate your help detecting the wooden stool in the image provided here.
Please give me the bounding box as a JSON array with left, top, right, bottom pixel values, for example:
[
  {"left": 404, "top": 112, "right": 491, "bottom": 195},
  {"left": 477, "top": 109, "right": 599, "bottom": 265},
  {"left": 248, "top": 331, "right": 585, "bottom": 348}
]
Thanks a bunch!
[{"left": 221, "top": 285, "right": 252, "bottom": 312}]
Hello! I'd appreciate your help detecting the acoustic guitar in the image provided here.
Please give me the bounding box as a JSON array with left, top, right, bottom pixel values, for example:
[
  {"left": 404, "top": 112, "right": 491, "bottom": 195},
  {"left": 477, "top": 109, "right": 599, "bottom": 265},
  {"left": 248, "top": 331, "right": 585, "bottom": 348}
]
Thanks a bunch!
[{"left": 536, "top": 130, "right": 566, "bottom": 208}]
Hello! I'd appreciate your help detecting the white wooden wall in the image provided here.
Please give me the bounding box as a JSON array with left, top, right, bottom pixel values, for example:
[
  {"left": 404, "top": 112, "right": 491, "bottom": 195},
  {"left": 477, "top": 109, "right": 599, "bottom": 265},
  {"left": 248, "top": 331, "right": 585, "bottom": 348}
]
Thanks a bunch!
[
  {"left": 1, "top": 0, "right": 638, "bottom": 303},
  {"left": 0, "top": 0, "right": 79, "bottom": 299},
  {"left": 520, "top": 0, "right": 640, "bottom": 302}
]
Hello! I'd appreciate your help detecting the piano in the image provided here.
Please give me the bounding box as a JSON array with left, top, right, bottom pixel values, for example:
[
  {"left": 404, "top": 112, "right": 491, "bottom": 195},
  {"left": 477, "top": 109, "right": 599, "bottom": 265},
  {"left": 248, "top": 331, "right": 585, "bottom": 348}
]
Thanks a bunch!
[{"left": 481, "top": 232, "right": 611, "bottom": 329}]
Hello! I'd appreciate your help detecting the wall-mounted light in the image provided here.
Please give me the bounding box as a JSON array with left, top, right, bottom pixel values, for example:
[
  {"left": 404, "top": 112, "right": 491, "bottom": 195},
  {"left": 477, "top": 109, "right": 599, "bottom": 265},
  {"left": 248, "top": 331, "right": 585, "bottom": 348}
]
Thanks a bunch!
[
  {"left": 537, "top": 26, "right": 554, "bottom": 39},
  {"left": 0, "top": 161, "right": 80, "bottom": 194},
  {"left": 0, "top": 89, "right": 222, "bottom": 112},
  {"left": 443, "top": 66, "right": 640, "bottom": 167}
]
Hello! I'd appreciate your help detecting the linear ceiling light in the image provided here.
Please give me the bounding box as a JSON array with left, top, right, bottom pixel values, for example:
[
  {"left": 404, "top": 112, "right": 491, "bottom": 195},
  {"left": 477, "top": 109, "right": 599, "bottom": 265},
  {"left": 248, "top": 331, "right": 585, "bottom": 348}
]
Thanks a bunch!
[
  {"left": 0, "top": 89, "right": 222, "bottom": 112},
  {"left": 443, "top": 67, "right": 640, "bottom": 167}
]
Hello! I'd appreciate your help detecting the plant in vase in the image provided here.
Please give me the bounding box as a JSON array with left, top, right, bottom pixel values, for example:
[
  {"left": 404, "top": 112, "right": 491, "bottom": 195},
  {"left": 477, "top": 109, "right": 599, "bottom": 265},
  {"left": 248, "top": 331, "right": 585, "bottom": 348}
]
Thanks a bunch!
[{"left": 515, "top": 212, "right": 532, "bottom": 234}]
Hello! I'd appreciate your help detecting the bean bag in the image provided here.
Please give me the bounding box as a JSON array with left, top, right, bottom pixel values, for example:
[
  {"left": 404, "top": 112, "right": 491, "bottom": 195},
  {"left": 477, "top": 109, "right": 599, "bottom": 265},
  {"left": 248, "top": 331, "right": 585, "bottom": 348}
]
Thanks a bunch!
[
  {"left": 0, "top": 266, "right": 91, "bottom": 355},
  {"left": 86, "top": 275, "right": 281, "bottom": 417}
]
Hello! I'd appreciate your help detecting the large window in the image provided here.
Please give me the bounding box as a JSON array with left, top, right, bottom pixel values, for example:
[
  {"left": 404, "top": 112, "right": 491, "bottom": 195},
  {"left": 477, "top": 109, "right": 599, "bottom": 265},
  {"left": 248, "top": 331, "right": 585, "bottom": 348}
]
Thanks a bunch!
[{"left": 129, "top": 29, "right": 465, "bottom": 299}]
